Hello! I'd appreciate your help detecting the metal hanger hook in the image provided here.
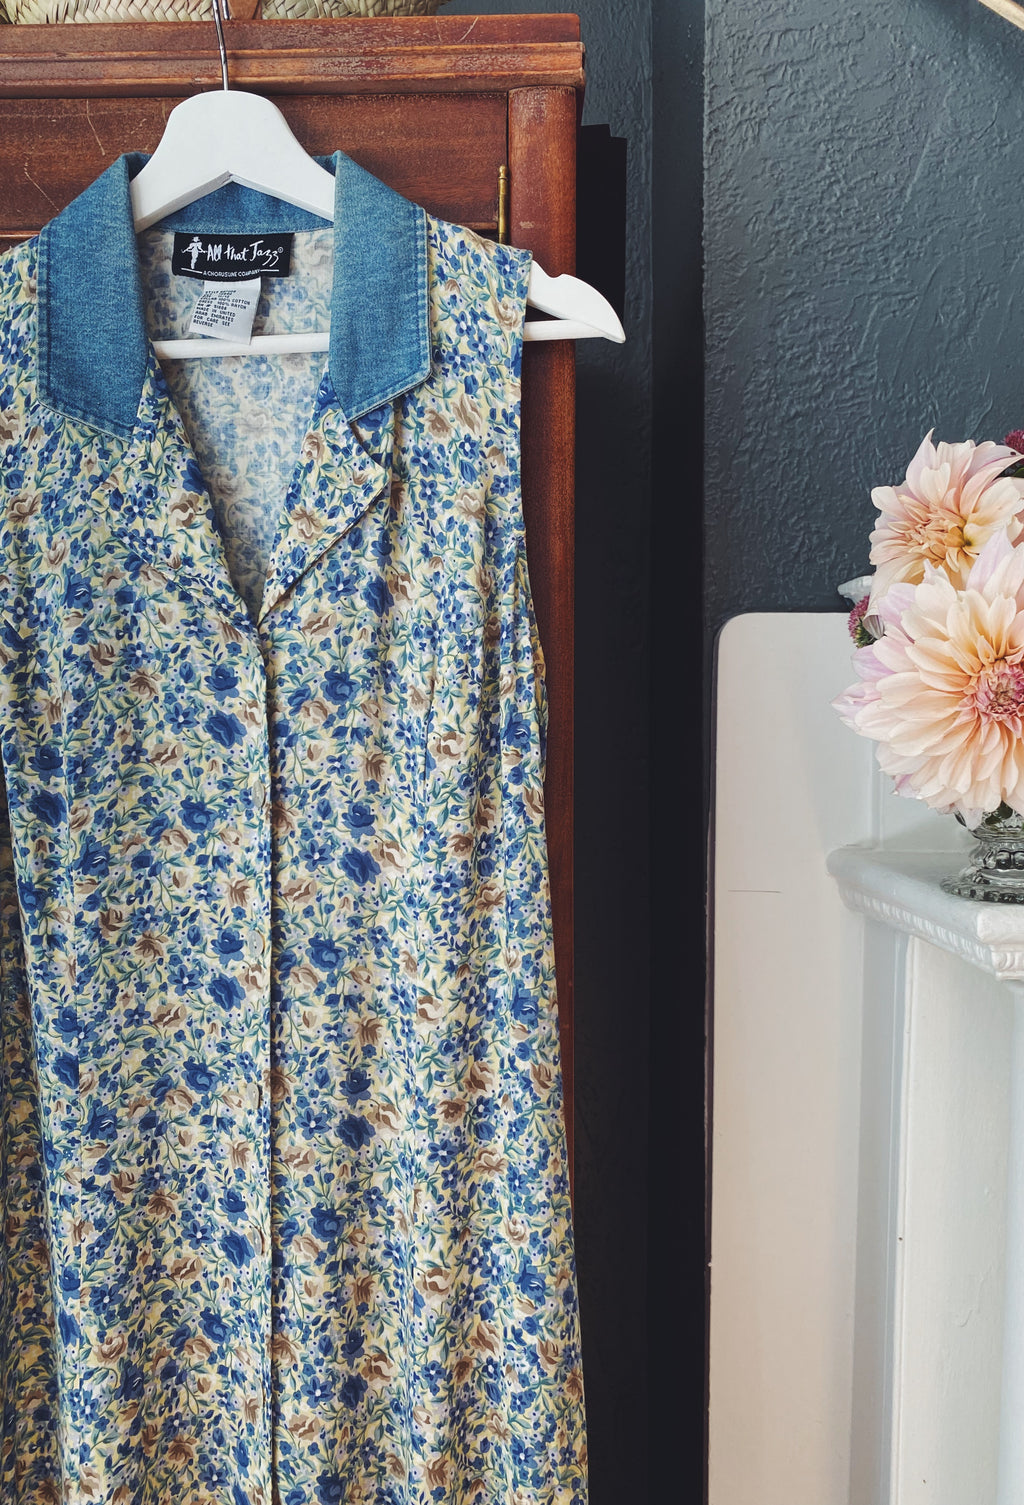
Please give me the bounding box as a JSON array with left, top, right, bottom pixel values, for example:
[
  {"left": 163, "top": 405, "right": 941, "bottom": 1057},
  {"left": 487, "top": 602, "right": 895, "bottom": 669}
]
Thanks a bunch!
[{"left": 211, "top": 0, "right": 230, "bottom": 92}]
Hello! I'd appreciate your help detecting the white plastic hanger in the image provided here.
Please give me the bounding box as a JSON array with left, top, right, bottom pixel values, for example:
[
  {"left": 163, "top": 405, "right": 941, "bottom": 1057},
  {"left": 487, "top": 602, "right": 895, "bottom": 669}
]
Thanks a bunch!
[{"left": 135, "top": 0, "right": 625, "bottom": 360}]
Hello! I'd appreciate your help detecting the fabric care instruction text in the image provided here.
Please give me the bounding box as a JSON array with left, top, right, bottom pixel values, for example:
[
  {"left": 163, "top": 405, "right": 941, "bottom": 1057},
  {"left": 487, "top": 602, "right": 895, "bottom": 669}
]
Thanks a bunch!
[{"left": 188, "top": 278, "right": 262, "bottom": 344}]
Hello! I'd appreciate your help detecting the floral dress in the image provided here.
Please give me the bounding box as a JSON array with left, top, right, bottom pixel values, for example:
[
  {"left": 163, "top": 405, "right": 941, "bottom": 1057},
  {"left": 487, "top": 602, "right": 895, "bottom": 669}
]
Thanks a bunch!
[{"left": 0, "top": 150, "right": 587, "bottom": 1505}]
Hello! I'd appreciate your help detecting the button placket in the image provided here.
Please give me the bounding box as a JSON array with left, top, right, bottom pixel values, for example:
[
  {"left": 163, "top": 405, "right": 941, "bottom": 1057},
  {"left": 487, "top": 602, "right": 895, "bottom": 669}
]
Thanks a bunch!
[{"left": 252, "top": 634, "right": 276, "bottom": 1483}]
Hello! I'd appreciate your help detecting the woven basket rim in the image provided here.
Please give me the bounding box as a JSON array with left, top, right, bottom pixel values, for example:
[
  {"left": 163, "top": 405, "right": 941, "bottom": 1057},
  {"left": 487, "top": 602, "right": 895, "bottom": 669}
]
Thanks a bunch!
[{"left": 0, "top": 0, "right": 448, "bottom": 19}]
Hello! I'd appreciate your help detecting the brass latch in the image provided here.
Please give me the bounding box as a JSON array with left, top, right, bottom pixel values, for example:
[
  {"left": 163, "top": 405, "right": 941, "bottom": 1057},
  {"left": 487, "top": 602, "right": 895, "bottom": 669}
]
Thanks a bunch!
[{"left": 498, "top": 165, "right": 510, "bottom": 245}]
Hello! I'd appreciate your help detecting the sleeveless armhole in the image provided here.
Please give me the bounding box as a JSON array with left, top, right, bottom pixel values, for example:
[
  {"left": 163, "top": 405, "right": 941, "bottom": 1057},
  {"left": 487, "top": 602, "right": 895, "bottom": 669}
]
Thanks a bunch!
[{"left": 497, "top": 244, "right": 551, "bottom": 779}]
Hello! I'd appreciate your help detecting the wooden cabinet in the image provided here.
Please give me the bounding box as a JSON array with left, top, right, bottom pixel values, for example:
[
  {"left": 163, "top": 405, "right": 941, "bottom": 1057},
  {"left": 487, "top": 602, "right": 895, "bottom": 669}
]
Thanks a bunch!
[{"left": 0, "top": 15, "right": 583, "bottom": 1174}]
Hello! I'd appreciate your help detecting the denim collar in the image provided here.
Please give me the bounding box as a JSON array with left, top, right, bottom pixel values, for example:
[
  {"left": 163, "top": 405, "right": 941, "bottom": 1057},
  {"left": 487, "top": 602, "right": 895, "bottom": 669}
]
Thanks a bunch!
[{"left": 37, "top": 150, "right": 431, "bottom": 440}]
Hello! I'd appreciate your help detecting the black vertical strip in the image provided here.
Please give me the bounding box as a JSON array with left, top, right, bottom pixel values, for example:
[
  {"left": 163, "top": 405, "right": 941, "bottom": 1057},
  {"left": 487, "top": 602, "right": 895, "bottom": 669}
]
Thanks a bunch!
[
  {"left": 576, "top": 125, "right": 627, "bottom": 322},
  {"left": 651, "top": 0, "right": 707, "bottom": 1499}
]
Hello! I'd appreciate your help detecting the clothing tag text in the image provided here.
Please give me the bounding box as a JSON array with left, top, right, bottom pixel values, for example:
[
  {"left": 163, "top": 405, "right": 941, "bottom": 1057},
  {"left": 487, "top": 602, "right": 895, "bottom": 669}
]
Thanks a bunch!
[
  {"left": 188, "top": 279, "right": 262, "bottom": 344},
  {"left": 172, "top": 232, "right": 293, "bottom": 282}
]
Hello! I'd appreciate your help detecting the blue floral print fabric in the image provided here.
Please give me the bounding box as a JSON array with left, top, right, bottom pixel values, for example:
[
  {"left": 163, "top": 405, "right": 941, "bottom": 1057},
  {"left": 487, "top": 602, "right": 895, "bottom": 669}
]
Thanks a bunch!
[{"left": 0, "top": 152, "right": 587, "bottom": 1505}]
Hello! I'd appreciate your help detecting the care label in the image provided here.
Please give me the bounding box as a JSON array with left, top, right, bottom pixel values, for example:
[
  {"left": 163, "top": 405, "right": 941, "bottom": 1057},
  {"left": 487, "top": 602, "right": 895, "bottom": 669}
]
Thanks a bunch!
[
  {"left": 172, "top": 232, "right": 293, "bottom": 282},
  {"left": 188, "top": 278, "right": 262, "bottom": 344}
]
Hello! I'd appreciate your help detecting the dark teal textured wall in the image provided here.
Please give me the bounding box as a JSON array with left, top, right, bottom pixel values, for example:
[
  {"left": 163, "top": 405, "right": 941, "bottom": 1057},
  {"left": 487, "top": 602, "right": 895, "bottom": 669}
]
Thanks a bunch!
[{"left": 705, "top": 0, "right": 1024, "bottom": 631}]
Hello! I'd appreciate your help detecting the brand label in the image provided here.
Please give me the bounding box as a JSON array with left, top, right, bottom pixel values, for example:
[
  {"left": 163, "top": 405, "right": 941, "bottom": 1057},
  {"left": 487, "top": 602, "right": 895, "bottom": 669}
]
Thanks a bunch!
[
  {"left": 188, "top": 278, "right": 262, "bottom": 344},
  {"left": 172, "top": 232, "right": 293, "bottom": 282}
]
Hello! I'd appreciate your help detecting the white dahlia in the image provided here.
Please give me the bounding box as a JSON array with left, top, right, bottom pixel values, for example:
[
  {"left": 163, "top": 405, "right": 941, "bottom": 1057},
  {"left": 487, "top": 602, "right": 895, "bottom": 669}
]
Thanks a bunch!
[
  {"left": 834, "top": 530, "right": 1024, "bottom": 826},
  {"left": 868, "top": 430, "right": 1024, "bottom": 607}
]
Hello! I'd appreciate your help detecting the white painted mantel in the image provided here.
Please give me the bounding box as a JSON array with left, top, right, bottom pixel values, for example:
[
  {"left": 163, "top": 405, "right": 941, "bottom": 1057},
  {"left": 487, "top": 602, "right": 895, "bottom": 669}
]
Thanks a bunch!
[
  {"left": 823, "top": 845, "right": 1024, "bottom": 1505},
  {"left": 829, "top": 846, "right": 1024, "bottom": 981},
  {"left": 710, "top": 613, "right": 1024, "bottom": 1505}
]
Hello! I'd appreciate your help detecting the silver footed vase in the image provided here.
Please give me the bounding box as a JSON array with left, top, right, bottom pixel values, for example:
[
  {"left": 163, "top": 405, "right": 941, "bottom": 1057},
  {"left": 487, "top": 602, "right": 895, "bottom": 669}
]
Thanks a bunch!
[{"left": 942, "top": 803, "right": 1024, "bottom": 903}]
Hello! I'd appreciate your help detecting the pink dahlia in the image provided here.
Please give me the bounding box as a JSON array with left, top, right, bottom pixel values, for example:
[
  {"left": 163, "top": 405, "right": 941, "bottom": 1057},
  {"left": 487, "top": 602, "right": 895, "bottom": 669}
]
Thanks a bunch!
[
  {"left": 834, "top": 531, "right": 1024, "bottom": 825},
  {"left": 868, "top": 430, "right": 1024, "bottom": 607}
]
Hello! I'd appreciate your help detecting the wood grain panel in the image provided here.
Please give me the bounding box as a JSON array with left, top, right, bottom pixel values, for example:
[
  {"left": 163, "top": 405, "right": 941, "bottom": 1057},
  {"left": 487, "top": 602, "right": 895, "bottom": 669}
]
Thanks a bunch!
[
  {"left": 509, "top": 86, "right": 577, "bottom": 1181},
  {"left": 0, "top": 18, "right": 584, "bottom": 97},
  {"left": 0, "top": 91, "right": 507, "bottom": 240}
]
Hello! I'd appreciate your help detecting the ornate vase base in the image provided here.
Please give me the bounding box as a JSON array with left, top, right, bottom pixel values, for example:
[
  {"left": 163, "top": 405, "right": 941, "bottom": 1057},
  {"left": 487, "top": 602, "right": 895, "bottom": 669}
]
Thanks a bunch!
[
  {"left": 940, "top": 867, "right": 1024, "bottom": 903},
  {"left": 941, "top": 805, "right": 1024, "bottom": 903}
]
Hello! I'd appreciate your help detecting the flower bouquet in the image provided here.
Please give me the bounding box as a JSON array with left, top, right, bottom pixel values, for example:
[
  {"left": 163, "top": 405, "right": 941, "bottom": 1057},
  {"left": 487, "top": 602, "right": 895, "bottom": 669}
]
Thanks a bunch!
[{"left": 834, "top": 428, "right": 1024, "bottom": 902}]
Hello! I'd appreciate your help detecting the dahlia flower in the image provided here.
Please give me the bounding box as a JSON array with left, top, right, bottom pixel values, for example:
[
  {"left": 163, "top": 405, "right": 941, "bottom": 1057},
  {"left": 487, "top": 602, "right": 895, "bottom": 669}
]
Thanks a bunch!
[
  {"left": 834, "top": 530, "right": 1024, "bottom": 826},
  {"left": 868, "top": 430, "right": 1024, "bottom": 606}
]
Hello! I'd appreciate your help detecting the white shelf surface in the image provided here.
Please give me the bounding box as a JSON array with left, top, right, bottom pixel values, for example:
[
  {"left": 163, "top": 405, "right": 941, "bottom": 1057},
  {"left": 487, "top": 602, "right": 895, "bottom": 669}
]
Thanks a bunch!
[{"left": 828, "top": 845, "right": 1024, "bottom": 982}]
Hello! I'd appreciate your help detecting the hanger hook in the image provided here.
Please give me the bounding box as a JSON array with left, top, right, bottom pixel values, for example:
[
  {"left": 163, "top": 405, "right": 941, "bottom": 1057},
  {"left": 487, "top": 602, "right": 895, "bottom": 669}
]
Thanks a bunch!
[{"left": 211, "top": 0, "right": 230, "bottom": 92}]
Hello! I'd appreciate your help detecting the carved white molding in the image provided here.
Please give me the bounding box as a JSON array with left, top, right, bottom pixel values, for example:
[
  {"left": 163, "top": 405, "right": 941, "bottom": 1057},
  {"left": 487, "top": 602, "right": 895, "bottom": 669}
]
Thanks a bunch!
[{"left": 828, "top": 846, "right": 1024, "bottom": 982}]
